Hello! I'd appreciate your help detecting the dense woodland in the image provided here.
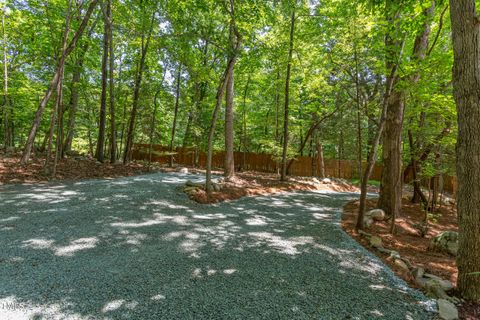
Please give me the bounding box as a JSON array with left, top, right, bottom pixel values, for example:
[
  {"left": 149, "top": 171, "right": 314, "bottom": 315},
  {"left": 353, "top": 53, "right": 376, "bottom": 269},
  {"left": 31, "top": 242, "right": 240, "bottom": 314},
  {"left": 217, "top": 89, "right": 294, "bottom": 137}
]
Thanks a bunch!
[{"left": 1, "top": 0, "right": 479, "bottom": 302}]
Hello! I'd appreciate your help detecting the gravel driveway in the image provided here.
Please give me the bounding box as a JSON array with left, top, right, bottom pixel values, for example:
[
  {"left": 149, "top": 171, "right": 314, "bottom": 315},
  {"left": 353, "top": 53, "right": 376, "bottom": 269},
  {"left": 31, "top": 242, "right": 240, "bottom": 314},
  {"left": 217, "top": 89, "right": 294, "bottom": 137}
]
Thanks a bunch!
[{"left": 0, "top": 172, "right": 434, "bottom": 319}]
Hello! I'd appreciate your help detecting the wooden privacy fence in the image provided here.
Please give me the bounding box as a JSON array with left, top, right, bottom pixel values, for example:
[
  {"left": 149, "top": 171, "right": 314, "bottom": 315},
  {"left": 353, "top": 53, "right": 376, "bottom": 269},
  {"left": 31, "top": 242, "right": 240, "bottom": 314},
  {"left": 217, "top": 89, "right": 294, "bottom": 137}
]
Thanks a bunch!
[{"left": 132, "top": 144, "right": 457, "bottom": 194}]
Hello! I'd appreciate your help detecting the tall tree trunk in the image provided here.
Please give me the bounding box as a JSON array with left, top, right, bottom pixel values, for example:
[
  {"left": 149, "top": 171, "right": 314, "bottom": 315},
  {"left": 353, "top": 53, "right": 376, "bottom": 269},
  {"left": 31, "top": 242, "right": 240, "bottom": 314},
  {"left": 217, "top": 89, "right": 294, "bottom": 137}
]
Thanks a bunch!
[
  {"left": 52, "top": 66, "right": 65, "bottom": 177},
  {"left": 274, "top": 70, "right": 280, "bottom": 143},
  {"left": 206, "top": 0, "right": 241, "bottom": 194},
  {"left": 206, "top": 63, "right": 231, "bottom": 193},
  {"left": 378, "top": 2, "right": 434, "bottom": 226},
  {"left": 224, "top": 61, "right": 235, "bottom": 179},
  {"left": 242, "top": 74, "right": 250, "bottom": 171},
  {"left": 449, "top": 0, "right": 480, "bottom": 301},
  {"left": 280, "top": 9, "right": 295, "bottom": 181},
  {"left": 354, "top": 41, "right": 363, "bottom": 181},
  {"left": 317, "top": 138, "right": 325, "bottom": 179},
  {"left": 107, "top": 0, "right": 116, "bottom": 164},
  {"left": 169, "top": 65, "right": 181, "bottom": 167},
  {"left": 408, "top": 129, "right": 429, "bottom": 206},
  {"left": 356, "top": 30, "right": 406, "bottom": 230},
  {"left": 20, "top": 0, "right": 98, "bottom": 164},
  {"left": 123, "top": 13, "right": 154, "bottom": 164},
  {"left": 45, "top": 0, "right": 72, "bottom": 175},
  {"left": 63, "top": 53, "right": 84, "bottom": 156},
  {"left": 2, "top": 7, "right": 11, "bottom": 150},
  {"left": 148, "top": 89, "right": 161, "bottom": 164},
  {"left": 96, "top": 1, "right": 109, "bottom": 163}
]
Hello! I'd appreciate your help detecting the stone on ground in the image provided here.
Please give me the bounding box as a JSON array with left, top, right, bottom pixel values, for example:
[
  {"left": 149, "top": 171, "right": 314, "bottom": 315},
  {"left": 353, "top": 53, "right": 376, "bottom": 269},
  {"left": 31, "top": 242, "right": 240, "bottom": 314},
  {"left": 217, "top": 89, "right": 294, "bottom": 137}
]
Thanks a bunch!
[
  {"left": 370, "top": 235, "right": 383, "bottom": 248},
  {"left": 366, "top": 209, "right": 386, "bottom": 221},
  {"left": 177, "top": 167, "right": 189, "bottom": 174},
  {"left": 437, "top": 299, "right": 459, "bottom": 320},
  {"left": 429, "top": 231, "right": 458, "bottom": 256}
]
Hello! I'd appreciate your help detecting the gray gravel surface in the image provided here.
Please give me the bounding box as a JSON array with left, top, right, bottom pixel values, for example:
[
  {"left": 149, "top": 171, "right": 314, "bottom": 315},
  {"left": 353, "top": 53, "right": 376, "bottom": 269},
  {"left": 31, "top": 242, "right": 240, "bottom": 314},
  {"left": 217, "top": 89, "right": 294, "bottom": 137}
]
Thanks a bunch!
[{"left": 0, "top": 172, "right": 435, "bottom": 319}]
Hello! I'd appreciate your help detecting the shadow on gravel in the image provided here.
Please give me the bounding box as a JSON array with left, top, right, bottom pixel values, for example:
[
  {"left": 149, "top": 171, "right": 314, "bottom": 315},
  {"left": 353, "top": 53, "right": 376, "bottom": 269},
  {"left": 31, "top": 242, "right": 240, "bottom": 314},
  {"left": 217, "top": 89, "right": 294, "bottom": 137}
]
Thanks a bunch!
[{"left": 0, "top": 173, "right": 434, "bottom": 319}]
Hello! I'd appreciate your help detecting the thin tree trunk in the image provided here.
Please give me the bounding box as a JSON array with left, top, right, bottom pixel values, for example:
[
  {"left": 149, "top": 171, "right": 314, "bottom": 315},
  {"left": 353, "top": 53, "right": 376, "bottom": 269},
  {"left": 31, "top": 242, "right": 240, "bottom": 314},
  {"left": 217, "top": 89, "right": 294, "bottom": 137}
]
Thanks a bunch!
[
  {"left": 206, "top": 64, "right": 231, "bottom": 193},
  {"left": 20, "top": 0, "right": 98, "bottom": 164},
  {"left": 45, "top": 1, "right": 72, "bottom": 175},
  {"left": 52, "top": 66, "right": 65, "bottom": 177},
  {"left": 63, "top": 54, "right": 84, "bottom": 156},
  {"left": 242, "top": 74, "right": 250, "bottom": 171},
  {"left": 2, "top": 7, "right": 10, "bottom": 150},
  {"left": 96, "top": 0, "right": 109, "bottom": 163},
  {"left": 169, "top": 65, "right": 181, "bottom": 167},
  {"left": 123, "top": 12, "right": 154, "bottom": 164},
  {"left": 107, "top": 0, "right": 116, "bottom": 164},
  {"left": 317, "top": 138, "right": 325, "bottom": 179},
  {"left": 280, "top": 9, "right": 295, "bottom": 181},
  {"left": 224, "top": 60, "right": 235, "bottom": 179},
  {"left": 206, "top": 0, "right": 241, "bottom": 194},
  {"left": 354, "top": 40, "right": 363, "bottom": 181},
  {"left": 408, "top": 129, "right": 429, "bottom": 206},
  {"left": 356, "top": 33, "right": 406, "bottom": 231},
  {"left": 274, "top": 70, "right": 280, "bottom": 143},
  {"left": 148, "top": 89, "right": 161, "bottom": 164}
]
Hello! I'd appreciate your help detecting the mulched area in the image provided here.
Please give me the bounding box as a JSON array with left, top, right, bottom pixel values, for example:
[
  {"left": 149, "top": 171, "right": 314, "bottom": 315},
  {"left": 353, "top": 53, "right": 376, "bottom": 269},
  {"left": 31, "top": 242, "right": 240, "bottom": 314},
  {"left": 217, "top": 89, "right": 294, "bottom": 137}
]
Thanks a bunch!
[
  {"left": 342, "top": 198, "right": 479, "bottom": 320},
  {"left": 159, "top": 167, "right": 359, "bottom": 204},
  {"left": 0, "top": 153, "right": 154, "bottom": 184}
]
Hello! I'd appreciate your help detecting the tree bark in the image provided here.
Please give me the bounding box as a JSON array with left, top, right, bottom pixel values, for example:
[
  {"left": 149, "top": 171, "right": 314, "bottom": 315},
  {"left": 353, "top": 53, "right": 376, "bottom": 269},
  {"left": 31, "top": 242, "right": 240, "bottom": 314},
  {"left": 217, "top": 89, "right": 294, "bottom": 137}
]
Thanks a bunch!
[
  {"left": 356, "top": 31, "right": 406, "bottom": 230},
  {"left": 2, "top": 7, "right": 11, "bottom": 150},
  {"left": 169, "top": 65, "right": 181, "bottom": 167},
  {"left": 449, "top": 0, "right": 480, "bottom": 301},
  {"left": 224, "top": 61, "right": 235, "bottom": 179},
  {"left": 96, "top": 0, "right": 110, "bottom": 163},
  {"left": 20, "top": 0, "right": 98, "bottom": 164},
  {"left": 123, "top": 12, "right": 154, "bottom": 164},
  {"left": 280, "top": 9, "right": 295, "bottom": 181},
  {"left": 45, "top": 0, "right": 73, "bottom": 175},
  {"left": 378, "top": 1, "right": 434, "bottom": 226},
  {"left": 107, "top": 0, "right": 116, "bottom": 164},
  {"left": 206, "top": 0, "right": 241, "bottom": 194},
  {"left": 206, "top": 62, "right": 232, "bottom": 193}
]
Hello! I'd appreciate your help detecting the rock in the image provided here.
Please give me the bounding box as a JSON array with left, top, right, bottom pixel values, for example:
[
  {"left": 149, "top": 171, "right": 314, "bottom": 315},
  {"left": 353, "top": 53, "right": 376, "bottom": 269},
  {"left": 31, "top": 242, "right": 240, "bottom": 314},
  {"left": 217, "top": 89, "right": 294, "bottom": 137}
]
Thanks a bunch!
[
  {"left": 425, "top": 280, "right": 450, "bottom": 299},
  {"left": 212, "top": 183, "right": 222, "bottom": 192},
  {"left": 437, "top": 299, "right": 459, "bottom": 320},
  {"left": 366, "top": 209, "right": 386, "bottom": 221},
  {"left": 394, "top": 258, "right": 410, "bottom": 273},
  {"left": 430, "top": 231, "right": 459, "bottom": 256},
  {"left": 177, "top": 167, "right": 189, "bottom": 174},
  {"left": 370, "top": 236, "right": 383, "bottom": 248},
  {"left": 447, "top": 241, "right": 458, "bottom": 256},
  {"left": 186, "top": 180, "right": 203, "bottom": 188},
  {"left": 363, "top": 217, "right": 374, "bottom": 228},
  {"left": 424, "top": 274, "right": 454, "bottom": 292},
  {"left": 412, "top": 267, "right": 425, "bottom": 280},
  {"left": 321, "top": 178, "right": 331, "bottom": 184},
  {"left": 312, "top": 178, "right": 320, "bottom": 184},
  {"left": 184, "top": 186, "right": 199, "bottom": 193}
]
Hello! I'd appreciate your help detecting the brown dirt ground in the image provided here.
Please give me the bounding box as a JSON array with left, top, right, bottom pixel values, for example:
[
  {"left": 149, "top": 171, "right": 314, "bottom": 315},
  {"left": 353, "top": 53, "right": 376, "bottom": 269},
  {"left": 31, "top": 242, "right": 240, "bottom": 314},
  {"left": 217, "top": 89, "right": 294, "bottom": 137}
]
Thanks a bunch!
[
  {"left": 0, "top": 153, "right": 154, "bottom": 184},
  {"left": 342, "top": 198, "right": 479, "bottom": 320},
  {"left": 159, "top": 167, "right": 359, "bottom": 204}
]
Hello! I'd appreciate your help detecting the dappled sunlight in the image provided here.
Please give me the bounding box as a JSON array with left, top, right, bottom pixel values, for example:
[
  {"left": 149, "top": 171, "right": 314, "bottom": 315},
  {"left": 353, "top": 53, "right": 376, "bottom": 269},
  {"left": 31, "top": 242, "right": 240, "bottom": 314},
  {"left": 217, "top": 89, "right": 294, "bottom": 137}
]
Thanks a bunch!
[
  {"left": 0, "top": 172, "right": 434, "bottom": 318},
  {"left": 247, "top": 232, "right": 316, "bottom": 255},
  {"left": 101, "top": 299, "right": 138, "bottom": 313},
  {"left": 22, "top": 237, "right": 99, "bottom": 257},
  {"left": 56, "top": 237, "right": 98, "bottom": 256},
  {"left": 22, "top": 238, "right": 55, "bottom": 250}
]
